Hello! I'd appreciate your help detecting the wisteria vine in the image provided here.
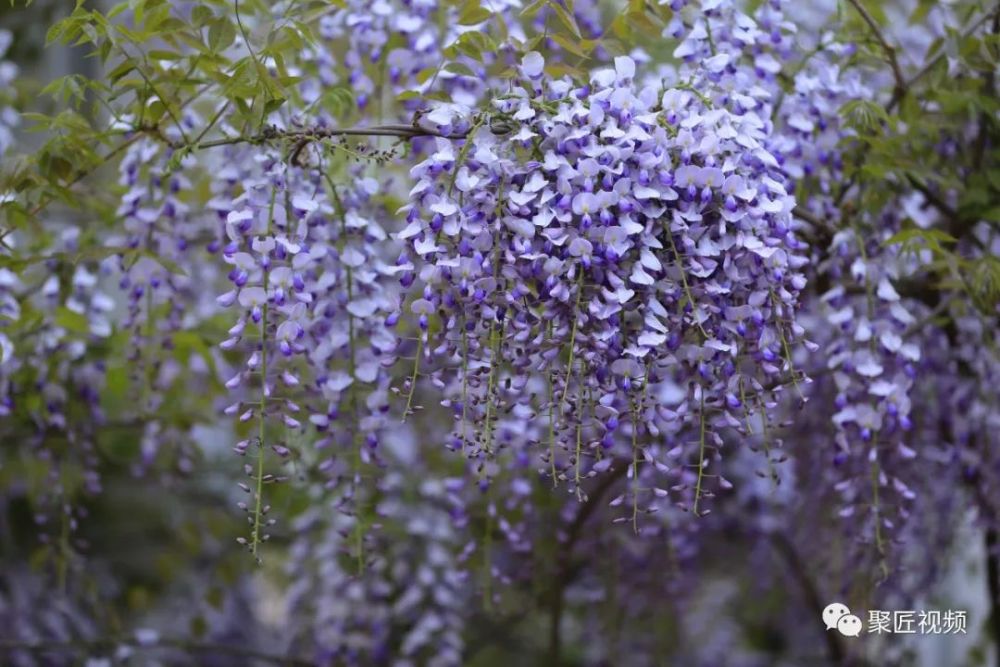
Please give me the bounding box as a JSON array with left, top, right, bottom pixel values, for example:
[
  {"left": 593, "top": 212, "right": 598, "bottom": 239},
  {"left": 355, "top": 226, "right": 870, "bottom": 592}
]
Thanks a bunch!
[{"left": 0, "top": 0, "right": 998, "bottom": 665}]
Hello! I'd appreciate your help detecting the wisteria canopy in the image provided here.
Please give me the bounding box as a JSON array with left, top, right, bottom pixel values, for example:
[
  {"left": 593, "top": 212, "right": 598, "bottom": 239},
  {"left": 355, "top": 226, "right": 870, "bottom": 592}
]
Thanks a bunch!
[{"left": 0, "top": 0, "right": 998, "bottom": 665}]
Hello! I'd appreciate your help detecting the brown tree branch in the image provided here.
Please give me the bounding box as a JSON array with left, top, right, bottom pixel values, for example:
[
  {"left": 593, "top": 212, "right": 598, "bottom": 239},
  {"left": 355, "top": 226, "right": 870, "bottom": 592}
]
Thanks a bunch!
[
  {"left": 190, "top": 123, "right": 456, "bottom": 151},
  {"left": 769, "top": 532, "right": 849, "bottom": 666},
  {"left": 548, "top": 460, "right": 630, "bottom": 666},
  {"left": 904, "top": 173, "right": 959, "bottom": 221},
  {"left": 907, "top": 12, "right": 995, "bottom": 94},
  {"left": 846, "top": 0, "right": 907, "bottom": 101},
  {"left": 792, "top": 205, "right": 827, "bottom": 230}
]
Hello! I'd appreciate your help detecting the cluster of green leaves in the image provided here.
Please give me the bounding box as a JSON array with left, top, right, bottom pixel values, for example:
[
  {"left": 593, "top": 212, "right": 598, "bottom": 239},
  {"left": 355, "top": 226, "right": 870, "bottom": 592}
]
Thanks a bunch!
[
  {"left": 1, "top": 0, "right": 316, "bottom": 235},
  {"left": 834, "top": 0, "right": 1000, "bottom": 315}
]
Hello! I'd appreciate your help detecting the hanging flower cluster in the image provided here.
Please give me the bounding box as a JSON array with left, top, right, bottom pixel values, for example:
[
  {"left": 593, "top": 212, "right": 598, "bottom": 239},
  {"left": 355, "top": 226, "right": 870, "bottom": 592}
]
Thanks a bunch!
[
  {"left": 0, "top": 267, "right": 19, "bottom": 420},
  {"left": 114, "top": 136, "right": 198, "bottom": 400},
  {"left": 214, "top": 149, "right": 310, "bottom": 554},
  {"left": 111, "top": 121, "right": 238, "bottom": 477},
  {"left": 399, "top": 44, "right": 809, "bottom": 516},
  {"left": 0, "top": 227, "right": 112, "bottom": 551},
  {"left": 0, "top": 30, "right": 18, "bottom": 420},
  {"left": 209, "top": 113, "right": 406, "bottom": 551},
  {"left": 660, "top": 1, "right": 938, "bottom": 569},
  {"left": 308, "top": 0, "right": 606, "bottom": 120},
  {"left": 287, "top": 470, "right": 468, "bottom": 667},
  {"left": 1, "top": 0, "right": 999, "bottom": 663},
  {"left": 0, "top": 30, "right": 18, "bottom": 157},
  {"left": 311, "top": 0, "right": 493, "bottom": 112}
]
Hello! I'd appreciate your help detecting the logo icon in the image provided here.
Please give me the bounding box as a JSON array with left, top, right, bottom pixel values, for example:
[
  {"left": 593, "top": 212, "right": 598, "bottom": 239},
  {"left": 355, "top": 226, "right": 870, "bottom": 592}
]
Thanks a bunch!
[
  {"left": 837, "top": 614, "right": 863, "bottom": 637},
  {"left": 823, "top": 602, "right": 862, "bottom": 637}
]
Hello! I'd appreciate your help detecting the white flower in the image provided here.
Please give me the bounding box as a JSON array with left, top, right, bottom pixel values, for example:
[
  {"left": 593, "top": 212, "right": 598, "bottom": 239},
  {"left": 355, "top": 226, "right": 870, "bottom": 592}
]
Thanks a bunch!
[
  {"left": 238, "top": 287, "right": 267, "bottom": 308},
  {"left": 0, "top": 332, "right": 12, "bottom": 365},
  {"left": 520, "top": 51, "right": 545, "bottom": 79},
  {"left": 614, "top": 55, "right": 635, "bottom": 81}
]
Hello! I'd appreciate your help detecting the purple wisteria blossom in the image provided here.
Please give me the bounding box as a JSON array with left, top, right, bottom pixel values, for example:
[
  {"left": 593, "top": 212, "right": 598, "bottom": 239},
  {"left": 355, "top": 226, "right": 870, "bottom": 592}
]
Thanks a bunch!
[{"left": 399, "top": 17, "right": 810, "bottom": 523}]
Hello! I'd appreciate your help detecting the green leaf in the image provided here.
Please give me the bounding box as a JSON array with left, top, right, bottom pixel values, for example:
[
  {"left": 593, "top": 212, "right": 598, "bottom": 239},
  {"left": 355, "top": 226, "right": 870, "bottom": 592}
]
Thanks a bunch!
[
  {"left": 191, "top": 5, "right": 214, "bottom": 26},
  {"left": 855, "top": 0, "right": 887, "bottom": 24},
  {"left": 547, "top": 0, "right": 581, "bottom": 38},
  {"left": 395, "top": 90, "right": 423, "bottom": 103},
  {"left": 54, "top": 307, "right": 91, "bottom": 335},
  {"left": 458, "top": 4, "right": 491, "bottom": 25},
  {"left": 520, "top": 0, "right": 546, "bottom": 19},
  {"left": 839, "top": 99, "right": 890, "bottom": 135},
  {"left": 208, "top": 19, "right": 235, "bottom": 53},
  {"left": 263, "top": 96, "right": 287, "bottom": 115},
  {"left": 549, "top": 33, "right": 589, "bottom": 59},
  {"left": 980, "top": 206, "right": 1000, "bottom": 222},
  {"left": 883, "top": 225, "right": 957, "bottom": 260},
  {"left": 415, "top": 66, "right": 439, "bottom": 84},
  {"left": 444, "top": 62, "right": 477, "bottom": 77},
  {"left": 106, "top": 61, "right": 136, "bottom": 85},
  {"left": 909, "top": 0, "right": 935, "bottom": 25},
  {"left": 448, "top": 31, "right": 494, "bottom": 62},
  {"left": 147, "top": 49, "right": 185, "bottom": 61},
  {"left": 964, "top": 256, "right": 1000, "bottom": 315}
]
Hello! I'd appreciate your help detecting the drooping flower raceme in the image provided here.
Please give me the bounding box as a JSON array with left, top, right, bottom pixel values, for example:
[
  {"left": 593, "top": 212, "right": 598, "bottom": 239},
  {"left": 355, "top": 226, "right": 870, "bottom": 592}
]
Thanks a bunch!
[
  {"left": 309, "top": 0, "right": 601, "bottom": 115},
  {"left": 214, "top": 150, "right": 314, "bottom": 555},
  {"left": 0, "top": 30, "right": 18, "bottom": 157},
  {"left": 209, "top": 105, "right": 405, "bottom": 550},
  {"left": 399, "top": 49, "right": 809, "bottom": 518},
  {"left": 287, "top": 469, "right": 467, "bottom": 667}
]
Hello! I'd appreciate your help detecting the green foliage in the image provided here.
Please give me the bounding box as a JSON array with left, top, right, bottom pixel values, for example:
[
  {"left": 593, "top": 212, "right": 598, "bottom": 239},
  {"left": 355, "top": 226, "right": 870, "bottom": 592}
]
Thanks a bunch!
[
  {"left": 884, "top": 227, "right": 957, "bottom": 253},
  {"left": 825, "top": 1, "right": 1000, "bottom": 318},
  {"left": 839, "top": 99, "right": 891, "bottom": 136},
  {"left": 965, "top": 255, "right": 1000, "bottom": 314}
]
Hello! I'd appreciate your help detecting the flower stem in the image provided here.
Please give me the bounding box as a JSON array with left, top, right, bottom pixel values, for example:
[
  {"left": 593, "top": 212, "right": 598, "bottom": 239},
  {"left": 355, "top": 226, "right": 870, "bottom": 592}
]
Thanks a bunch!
[
  {"left": 574, "top": 381, "right": 584, "bottom": 501},
  {"left": 559, "top": 271, "right": 585, "bottom": 412},
  {"left": 870, "top": 444, "right": 889, "bottom": 582},
  {"left": 547, "top": 319, "right": 558, "bottom": 487},
  {"left": 461, "top": 315, "right": 469, "bottom": 455},
  {"left": 769, "top": 287, "right": 802, "bottom": 401},
  {"left": 631, "top": 395, "right": 640, "bottom": 534},
  {"left": 692, "top": 388, "right": 707, "bottom": 517},
  {"left": 403, "top": 336, "right": 422, "bottom": 420},
  {"left": 251, "top": 300, "right": 267, "bottom": 562},
  {"left": 250, "top": 189, "right": 275, "bottom": 561},
  {"left": 483, "top": 320, "right": 501, "bottom": 459},
  {"left": 666, "top": 230, "right": 708, "bottom": 339}
]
